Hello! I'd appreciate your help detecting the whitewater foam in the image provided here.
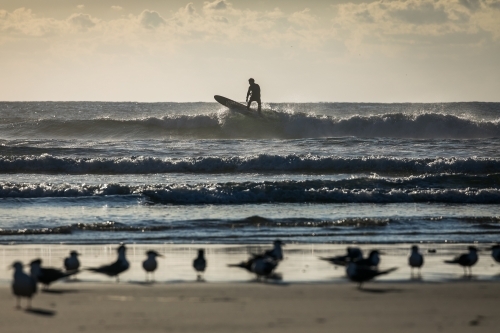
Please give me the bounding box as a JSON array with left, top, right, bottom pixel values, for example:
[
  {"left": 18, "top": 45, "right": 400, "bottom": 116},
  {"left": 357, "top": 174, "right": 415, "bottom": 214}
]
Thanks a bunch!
[
  {"left": 0, "top": 155, "right": 499, "bottom": 175},
  {"left": 1, "top": 111, "right": 498, "bottom": 139}
]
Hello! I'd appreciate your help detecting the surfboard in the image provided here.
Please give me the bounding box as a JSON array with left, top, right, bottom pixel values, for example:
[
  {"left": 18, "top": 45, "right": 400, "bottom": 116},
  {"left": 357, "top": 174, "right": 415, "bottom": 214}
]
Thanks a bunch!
[{"left": 214, "top": 95, "right": 260, "bottom": 117}]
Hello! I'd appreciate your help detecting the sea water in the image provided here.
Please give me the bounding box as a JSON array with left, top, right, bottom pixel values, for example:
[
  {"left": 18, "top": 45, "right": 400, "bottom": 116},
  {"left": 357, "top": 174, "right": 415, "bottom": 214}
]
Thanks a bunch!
[{"left": 0, "top": 101, "right": 499, "bottom": 244}]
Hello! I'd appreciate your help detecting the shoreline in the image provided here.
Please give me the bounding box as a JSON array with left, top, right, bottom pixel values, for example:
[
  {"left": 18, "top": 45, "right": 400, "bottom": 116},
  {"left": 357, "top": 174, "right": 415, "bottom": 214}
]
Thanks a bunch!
[{"left": 2, "top": 243, "right": 499, "bottom": 284}]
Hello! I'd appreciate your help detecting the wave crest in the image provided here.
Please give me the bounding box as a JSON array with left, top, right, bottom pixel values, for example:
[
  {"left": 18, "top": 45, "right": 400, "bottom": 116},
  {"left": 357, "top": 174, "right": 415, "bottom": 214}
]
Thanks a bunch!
[
  {"left": 2, "top": 111, "right": 499, "bottom": 139},
  {"left": 0, "top": 155, "right": 499, "bottom": 174}
]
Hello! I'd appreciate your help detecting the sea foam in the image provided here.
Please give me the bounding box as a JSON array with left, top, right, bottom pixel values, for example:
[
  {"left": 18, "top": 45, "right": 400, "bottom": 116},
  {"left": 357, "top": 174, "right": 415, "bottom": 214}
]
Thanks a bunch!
[
  {"left": 1, "top": 111, "right": 498, "bottom": 139},
  {"left": 0, "top": 155, "right": 499, "bottom": 174}
]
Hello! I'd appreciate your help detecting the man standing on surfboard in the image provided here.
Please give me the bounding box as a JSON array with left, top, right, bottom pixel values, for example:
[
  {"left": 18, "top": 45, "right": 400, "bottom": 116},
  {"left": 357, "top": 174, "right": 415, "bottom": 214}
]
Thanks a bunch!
[{"left": 246, "top": 78, "right": 261, "bottom": 114}]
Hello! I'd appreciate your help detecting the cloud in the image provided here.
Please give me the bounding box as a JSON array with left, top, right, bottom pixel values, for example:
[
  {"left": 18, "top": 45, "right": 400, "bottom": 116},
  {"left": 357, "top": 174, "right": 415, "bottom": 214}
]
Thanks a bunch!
[
  {"left": 486, "top": 0, "right": 500, "bottom": 8},
  {"left": 0, "top": 8, "right": 61, "bottom": 37},
  {"left": 68, "top": 13, "right": 97, "bottom": 32},
  {"left": 389, "top": 2, "right": 449, "bottom": 24},
  {"left": 288, "top": 8, "right": 317, "bottom": 27},
  {"left": 0, "top": 1, "right": 499, "bottom": 57},
  {"left": 139, "top": 10, "right": 166, "bottom": 29},
  {"left": 185, "top": 3, "right": 196, "bottom": 15},
  {"left": 204, "top": 0, "right": 228, "bottom": 11},
  {"left": 332, "top": 0, "right": 500, "bottom": 47},
  {"left": 459, "top": 0, "right": 482, "bottom": 11},
  {"left": 111, "top": 6, "right": 123, "bottom": 12}
]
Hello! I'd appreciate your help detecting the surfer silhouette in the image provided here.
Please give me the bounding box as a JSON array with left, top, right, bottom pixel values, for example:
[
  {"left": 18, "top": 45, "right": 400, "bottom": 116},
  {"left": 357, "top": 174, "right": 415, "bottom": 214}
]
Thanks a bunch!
[{"left": 246, "top": 78, "right": 261, "bottom": 113}]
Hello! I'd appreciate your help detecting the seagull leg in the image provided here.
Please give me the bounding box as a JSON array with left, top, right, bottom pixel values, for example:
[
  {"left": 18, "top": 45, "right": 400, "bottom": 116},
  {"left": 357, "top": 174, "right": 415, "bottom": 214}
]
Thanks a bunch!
[{"left": 16, "top": 297, "right": 21, "bottom": 309}]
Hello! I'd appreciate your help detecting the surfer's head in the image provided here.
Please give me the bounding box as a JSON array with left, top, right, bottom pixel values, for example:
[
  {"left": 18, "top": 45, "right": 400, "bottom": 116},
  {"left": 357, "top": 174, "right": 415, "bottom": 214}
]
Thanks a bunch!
[{"left": 248, "top": 78, "right": 255, "bottom": 83}]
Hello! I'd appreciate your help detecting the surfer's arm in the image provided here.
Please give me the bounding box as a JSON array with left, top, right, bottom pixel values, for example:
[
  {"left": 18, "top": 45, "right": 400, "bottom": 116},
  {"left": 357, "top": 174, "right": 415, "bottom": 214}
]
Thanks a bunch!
[{"left": 246, "top": 88, "right": 251, "bottom": 101}]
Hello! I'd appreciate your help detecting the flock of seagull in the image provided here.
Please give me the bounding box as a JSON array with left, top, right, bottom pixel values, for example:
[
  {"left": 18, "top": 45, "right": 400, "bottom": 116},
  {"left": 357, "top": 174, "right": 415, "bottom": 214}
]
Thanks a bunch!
[{"left": 10, "top": 241, "right": 500, "bottom": 309}]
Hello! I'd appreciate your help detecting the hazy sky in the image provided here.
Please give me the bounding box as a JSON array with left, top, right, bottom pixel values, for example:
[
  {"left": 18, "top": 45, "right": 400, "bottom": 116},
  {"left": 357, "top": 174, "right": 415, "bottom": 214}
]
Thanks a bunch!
[{"left": 1, "top": 0, "right": 499, "bottom": 102}]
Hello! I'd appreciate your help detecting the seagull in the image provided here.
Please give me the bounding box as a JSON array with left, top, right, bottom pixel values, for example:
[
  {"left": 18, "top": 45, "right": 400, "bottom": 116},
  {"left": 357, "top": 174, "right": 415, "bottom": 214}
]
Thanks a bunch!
[
  {"left": 490, "top": 244, "right": 500, "bottom": 264},
  {"left": 444, "top": 246, "right": 479, "bottom": 276},
  {"left": 64, "top": 250, "right": 81, "bottom": 272},
  {"left": 251, "top": 256, "right": 278, "bottom": 279},
  {"left": 228, "top": 255, "right": 278, "bottom": 280},
  {"left": 11, "top": 262, "right": 37, "bottom": 309},
  {"left": 346, "top": 261, "right": 398, "bottom": 289},
  {"left": 409, "top": 245, "right": 424, "bottom": 276},
  {"left": 354, "top": 250, "right": 382, "bottom": 267},
  {"left": 142, "top": 250, "right": 163, "bottom": 282},
  {"left": 193, "top": 249, "right": 207, "bottom": 281},
  {"left": 253, "top": 240, "right": 284, "bottom": 261},
  {"left": 87, "top": 244, "right": 129, "bottom": 282},
  {"left": 265, "top": 240, "right": 284, "bottom": 261},
  {"left": 319, "top": 246, "right": 363, "bottom": 266},
  {"left": 30, "top": 259, "right": 79, "bottom": 289}
]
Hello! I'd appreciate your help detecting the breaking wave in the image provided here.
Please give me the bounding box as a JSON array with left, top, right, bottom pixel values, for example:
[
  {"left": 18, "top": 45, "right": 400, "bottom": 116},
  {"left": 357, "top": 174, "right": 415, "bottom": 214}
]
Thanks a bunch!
[
  {"left": 1, "top": 175, "right": 499, "bottom": 203},
  {"left": 1, "top": 111, "right": 499, "bottom": 139},
  {"left": 1, "top": 155, "right": 500, "bottom": 174}
]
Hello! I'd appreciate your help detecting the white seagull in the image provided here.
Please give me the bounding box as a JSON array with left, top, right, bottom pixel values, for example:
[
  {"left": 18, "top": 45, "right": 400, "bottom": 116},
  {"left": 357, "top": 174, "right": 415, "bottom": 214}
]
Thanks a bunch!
[
  {"left": 444, "top": 246, "right": 479, "bottom": 276},
  {"left": 87, "top": 244, "right": 129, "bottom": 282},
  {"left": 142, "top": 250, "right": 163, "bottom": 282},
  {"left": 193, "top": 249, "right": 207, "bottom": 281},
  {"left": 408, "top": 245, "right": 424, "bottom": 276},
  {"left": 11, "top": 261, "right": 37, "bottom": 309}
]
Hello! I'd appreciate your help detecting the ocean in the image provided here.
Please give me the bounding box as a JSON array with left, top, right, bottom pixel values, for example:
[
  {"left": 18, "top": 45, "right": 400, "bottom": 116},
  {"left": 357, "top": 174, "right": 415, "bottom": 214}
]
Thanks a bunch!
[{"left": 0, "top": 101, "right": 499, "bottom": 245}]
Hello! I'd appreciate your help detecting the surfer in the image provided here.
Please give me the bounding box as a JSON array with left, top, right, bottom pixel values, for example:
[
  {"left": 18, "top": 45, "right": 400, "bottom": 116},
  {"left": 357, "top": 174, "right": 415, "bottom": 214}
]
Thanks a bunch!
[{"left": 246, "top": 78, "right": 261, "bottom": 113}]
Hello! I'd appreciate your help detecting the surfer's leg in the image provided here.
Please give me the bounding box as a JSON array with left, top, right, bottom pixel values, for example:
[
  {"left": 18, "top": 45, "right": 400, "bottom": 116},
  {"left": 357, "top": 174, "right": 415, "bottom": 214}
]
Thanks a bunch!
[
  {"left": 247, "top": 100, "right": 252, "bottom": 110},
  {"left": 257, "top": 100, "right": 262, "bottom": 113}
]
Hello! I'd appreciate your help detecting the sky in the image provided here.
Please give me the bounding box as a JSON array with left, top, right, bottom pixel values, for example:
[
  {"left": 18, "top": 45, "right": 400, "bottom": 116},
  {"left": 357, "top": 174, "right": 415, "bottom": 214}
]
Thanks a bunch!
[{"left": 0, "top": 0, "right": 499, "bottom": 102}]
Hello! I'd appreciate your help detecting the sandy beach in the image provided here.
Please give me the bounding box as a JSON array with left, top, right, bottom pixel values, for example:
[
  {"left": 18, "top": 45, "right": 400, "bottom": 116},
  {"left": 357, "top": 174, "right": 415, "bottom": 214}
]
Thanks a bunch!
[
  {"left": 1, "top": 282, "right": 499, "bottom": 333},
  {"left": 2, "top": 243, "right": 500, "bottom": 332}
]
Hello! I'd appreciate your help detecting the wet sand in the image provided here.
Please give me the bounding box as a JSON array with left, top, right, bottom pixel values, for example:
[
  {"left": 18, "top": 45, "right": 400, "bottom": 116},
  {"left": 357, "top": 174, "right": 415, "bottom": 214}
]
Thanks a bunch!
[
  {"left": 1, "top": 243, "right": 500, "bottom": 283},
  {"left": 1, "top": 282, "right": 500, "bottom": 333},
  {"left": 2, "top": 243, "right": 500, "bottom": 332}
]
